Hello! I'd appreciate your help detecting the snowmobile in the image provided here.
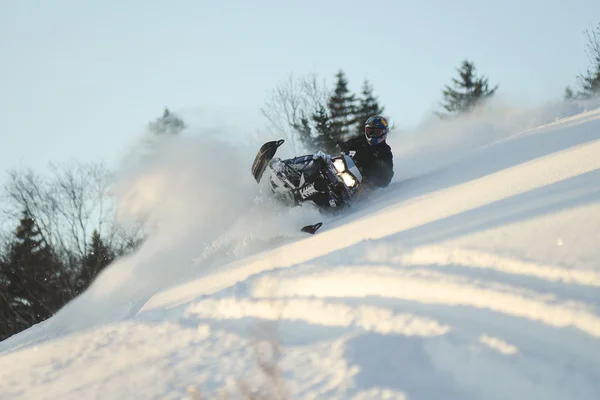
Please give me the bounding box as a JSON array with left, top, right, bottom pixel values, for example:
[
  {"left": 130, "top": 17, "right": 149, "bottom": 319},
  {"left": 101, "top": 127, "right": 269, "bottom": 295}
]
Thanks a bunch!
[{"left": 251, "top": 139, "right": 363, "bottom": 234}]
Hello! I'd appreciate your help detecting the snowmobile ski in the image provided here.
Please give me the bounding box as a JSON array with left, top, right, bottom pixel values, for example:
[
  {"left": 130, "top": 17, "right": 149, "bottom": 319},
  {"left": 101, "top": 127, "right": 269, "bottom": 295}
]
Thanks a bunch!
[
  {"left": 301, "top": 222, "right": 323, "bottom": 234},
  {"left": 251, "top": 139, "right": 285, "bottom": 183}
]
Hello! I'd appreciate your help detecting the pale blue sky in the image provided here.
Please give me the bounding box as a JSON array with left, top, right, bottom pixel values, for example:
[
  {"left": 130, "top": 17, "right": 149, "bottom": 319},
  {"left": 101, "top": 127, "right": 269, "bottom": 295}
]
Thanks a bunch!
[{"left": 1, "top": 0, "right": 598, "bottom": 176}]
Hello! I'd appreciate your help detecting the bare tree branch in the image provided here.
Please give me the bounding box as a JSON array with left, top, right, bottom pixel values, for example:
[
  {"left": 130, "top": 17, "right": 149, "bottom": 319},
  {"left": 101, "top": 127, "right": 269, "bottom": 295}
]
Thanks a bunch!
[
  {"left": 2, "top": 160, "right": 142, "bottom": 265},
  {"left": 260, "top": 72, "right": 330, "bottom": 153}
]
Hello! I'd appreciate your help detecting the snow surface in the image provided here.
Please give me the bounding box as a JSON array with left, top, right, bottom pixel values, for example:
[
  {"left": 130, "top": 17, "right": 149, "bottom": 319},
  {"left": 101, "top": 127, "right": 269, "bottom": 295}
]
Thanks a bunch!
[{"left": 2, "top": 101, "right": 600, "bottom": 399}]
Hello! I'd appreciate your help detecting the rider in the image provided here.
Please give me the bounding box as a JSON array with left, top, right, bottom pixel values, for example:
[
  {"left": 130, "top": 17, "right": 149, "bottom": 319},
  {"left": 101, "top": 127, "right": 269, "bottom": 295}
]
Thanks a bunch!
[
  {"left": 295, "top": 115, "right": 393, "bottom": 208},
  {"left": 339, "top": 115, "right": 394, "bottom": 190}
]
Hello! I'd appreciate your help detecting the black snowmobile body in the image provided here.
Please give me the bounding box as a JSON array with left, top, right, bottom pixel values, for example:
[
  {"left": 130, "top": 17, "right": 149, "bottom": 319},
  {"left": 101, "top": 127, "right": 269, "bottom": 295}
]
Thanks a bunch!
[{"left": 251, "top": 140, "right": 363, "bottom": 227}]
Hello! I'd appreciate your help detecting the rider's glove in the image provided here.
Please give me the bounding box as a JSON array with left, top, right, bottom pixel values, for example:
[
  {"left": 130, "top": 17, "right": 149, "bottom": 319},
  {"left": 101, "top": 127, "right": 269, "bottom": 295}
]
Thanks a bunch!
[{"left": 337, "top": 141, "right": 350, "bottom": 152}]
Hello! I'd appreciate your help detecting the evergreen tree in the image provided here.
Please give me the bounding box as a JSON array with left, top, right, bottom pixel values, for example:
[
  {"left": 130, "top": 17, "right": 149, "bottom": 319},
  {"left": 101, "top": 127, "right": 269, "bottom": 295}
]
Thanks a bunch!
[
  {"left": 438, "top": 60, "right": 498, "bottom": 117},
  {"left": 327, "top": 70, "right": 357, "bottom": 142},
  {"left": 1, "top": 210, "right": 66, "bottom": 340},
  {"left": 0, "top": 255, "right": 15, "bottom": 340},
  {"left": 564, "top": 86, "right": 575, "bottom": 100},
  {"left": 292, "top": 105, "right": 336, "bottom": 153},
  {"left": 312, "top": 104, "right": 336, "bottom": 152},
  {"left": 354, "top": 79, "right": 384, "bottom": 137},
  {"left": 148, "top": 107, "right": 186, "bottom": 135},
  {"left": 293, "top": 116, "right": 317, "bottom": 150},
  {"left": 80, "top": 230, "right": 114, "bottom": 286},
  {"left": 575, "top": 23, "right": 600, "bottom": 99}
]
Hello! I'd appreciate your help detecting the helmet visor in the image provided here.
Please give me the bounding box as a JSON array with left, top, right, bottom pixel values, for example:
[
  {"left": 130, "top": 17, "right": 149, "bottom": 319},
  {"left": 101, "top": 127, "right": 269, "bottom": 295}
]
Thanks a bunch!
[{"left": 365, "top": 126, "right": 387, "bottom": 139}]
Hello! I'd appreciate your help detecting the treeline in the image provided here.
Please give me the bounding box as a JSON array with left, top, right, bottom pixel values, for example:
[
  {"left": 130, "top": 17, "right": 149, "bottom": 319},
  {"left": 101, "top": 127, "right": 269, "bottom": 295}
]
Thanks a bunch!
[
  {"left": 263, "top": 22, "right": 600, "bottom": 151},
  {"left": 0, "top": 109, "right": 186, "bottom": 342},
  {"left": 261, "top": 71, "right": 385, "bottom": 154}
]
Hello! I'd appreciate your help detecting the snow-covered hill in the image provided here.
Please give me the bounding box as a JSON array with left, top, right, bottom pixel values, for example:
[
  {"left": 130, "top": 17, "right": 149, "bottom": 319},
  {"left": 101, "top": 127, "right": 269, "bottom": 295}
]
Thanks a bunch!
[{"left": 2, "top": 102, "right": 600, "bottom": 400}]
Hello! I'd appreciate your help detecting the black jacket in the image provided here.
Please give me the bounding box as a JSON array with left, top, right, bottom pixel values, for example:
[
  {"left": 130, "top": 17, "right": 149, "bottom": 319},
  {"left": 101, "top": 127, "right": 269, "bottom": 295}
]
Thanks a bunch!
[{"left": 340, "top": 136, "right": 394, "bottom": 189}]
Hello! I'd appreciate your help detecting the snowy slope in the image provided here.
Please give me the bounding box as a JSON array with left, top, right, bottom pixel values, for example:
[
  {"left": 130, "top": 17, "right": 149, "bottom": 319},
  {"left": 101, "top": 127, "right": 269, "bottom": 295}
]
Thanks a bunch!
[{"left": 2, "top": 103, "right": 600, "bottom": 400}]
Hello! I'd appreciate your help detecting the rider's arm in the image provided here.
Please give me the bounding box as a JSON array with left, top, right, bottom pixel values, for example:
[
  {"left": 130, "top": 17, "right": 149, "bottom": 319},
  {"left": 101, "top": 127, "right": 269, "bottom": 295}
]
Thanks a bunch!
[
  {"left": 337, "top": 138, "right": 360, "bottom": 154},
  {"left": 369, "top": 156, "right": 394, "bottom": 188}
]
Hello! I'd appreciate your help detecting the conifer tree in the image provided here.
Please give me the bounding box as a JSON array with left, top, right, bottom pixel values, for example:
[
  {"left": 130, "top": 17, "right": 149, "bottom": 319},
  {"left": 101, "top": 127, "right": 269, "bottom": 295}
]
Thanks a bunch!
[
  {"left": 80, "top": 230, "right": 114, "bottom": 285},
  {"left": 292, "top": 105, "right": 335, "bottom": 153},
  {"left": 354, "top": 79, "right": 384, "bottom": 137},
  {"left": 576, "top": 23, "right": 600, "bottom": 99},
  {"left": 1, "top": 210, "right": 66, "bottom": 339},
  {"left": 293, "top": 116, "right": 318, "bottom": 151},
  {"left": 312, "top": 104, "right": 336, "bottom": 152},
  {"left": 148, "top": 107, "right": 186, "bottom": 135},
  {"left": 438, "top": 60, "right": 498, "bottom": 117},
  {"left": 564, "top": 86, "right": 575, "bottom": 100},
  {"left": 0, "top": 255, "right": 16, "bottom": 340},
  {"left": 327, "top": 70, "right": 357, "bottom": 142}
]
